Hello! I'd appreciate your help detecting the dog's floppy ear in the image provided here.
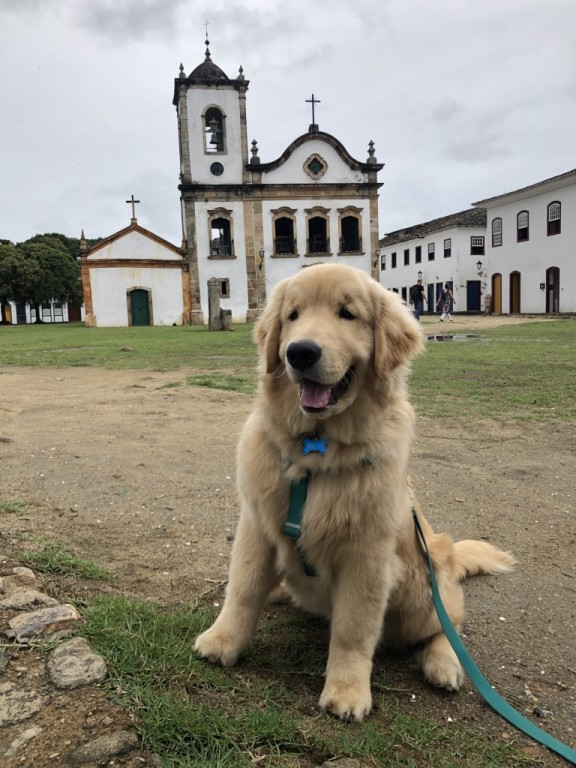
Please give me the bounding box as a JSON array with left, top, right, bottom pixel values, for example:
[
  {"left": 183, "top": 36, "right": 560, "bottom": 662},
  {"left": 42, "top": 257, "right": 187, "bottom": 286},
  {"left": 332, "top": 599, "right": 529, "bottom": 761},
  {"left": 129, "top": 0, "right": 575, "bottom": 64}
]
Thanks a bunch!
[
  {"left": 253, "top": 281, "right": 287, "bottom": 374},
  {"left": 372, "top": 284, "right": 424, "bottom": 379}
]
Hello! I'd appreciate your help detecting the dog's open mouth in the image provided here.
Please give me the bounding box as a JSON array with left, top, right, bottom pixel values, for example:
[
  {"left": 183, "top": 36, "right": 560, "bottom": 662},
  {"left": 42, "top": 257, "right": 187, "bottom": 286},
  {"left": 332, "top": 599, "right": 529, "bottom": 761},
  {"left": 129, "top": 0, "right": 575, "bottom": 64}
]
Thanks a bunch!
[{"left": 299, "top": 368, "right": 354, "bottom": 412}]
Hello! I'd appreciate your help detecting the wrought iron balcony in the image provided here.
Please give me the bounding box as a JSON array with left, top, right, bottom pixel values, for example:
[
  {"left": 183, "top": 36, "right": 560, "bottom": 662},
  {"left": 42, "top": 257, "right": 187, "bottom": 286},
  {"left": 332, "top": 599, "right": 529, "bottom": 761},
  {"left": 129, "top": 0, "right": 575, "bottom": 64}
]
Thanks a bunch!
[{"left": 274, "top": 236, "right": 296, "bottom": 255}]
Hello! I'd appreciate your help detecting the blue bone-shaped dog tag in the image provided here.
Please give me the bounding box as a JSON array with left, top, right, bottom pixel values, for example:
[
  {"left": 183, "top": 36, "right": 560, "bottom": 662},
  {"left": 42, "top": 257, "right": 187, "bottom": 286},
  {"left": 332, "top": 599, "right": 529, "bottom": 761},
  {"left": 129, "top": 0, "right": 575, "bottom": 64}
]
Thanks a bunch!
[{"left": 302, "top": 436, "right": 328, "bottom": 456}]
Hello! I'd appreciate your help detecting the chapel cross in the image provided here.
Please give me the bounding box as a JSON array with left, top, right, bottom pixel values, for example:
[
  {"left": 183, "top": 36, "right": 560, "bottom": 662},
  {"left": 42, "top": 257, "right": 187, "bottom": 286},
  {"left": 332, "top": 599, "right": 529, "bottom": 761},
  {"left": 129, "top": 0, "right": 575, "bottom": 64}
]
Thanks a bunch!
[
  {"left": 305, "top": 93, "right": 321, "bottom": 125},
  {"left": 126, "top": 194, "right": 140, "bottom": 222}
]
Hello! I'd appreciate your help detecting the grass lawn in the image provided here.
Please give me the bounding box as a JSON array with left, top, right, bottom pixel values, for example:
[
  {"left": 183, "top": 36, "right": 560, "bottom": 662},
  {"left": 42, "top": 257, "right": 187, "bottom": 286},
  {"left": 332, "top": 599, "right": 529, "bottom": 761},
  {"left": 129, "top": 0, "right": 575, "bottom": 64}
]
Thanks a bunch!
[
  {"left": 2, "top": 318, "right": 575, "bottom": 765},
  {"left": 2, "top": 319, "right": 575, "bottom": 420}
]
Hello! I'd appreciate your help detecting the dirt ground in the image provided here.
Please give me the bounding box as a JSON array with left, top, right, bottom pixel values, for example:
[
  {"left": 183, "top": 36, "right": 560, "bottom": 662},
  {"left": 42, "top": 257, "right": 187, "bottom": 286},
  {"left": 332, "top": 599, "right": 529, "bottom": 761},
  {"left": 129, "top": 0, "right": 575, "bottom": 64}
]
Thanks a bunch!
[{"left": 0, "top": 314, "right": 575, "bottom": 767}]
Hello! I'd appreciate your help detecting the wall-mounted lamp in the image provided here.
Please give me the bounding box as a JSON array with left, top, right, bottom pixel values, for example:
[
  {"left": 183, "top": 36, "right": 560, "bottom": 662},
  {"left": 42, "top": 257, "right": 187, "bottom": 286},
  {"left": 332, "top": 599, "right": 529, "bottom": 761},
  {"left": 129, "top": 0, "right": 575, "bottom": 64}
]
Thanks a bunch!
[
  {"left": 417, "top": 270, "right": 423, "bottom": 280},
  {"left": 540, "top": 283, "right": 546, "bottom": 291},
  {"left": 476, "top": 260, "right": 483, "bottom": 272},
  {"left": 258, "top": 247, "right": 265, "bottom": 271}
]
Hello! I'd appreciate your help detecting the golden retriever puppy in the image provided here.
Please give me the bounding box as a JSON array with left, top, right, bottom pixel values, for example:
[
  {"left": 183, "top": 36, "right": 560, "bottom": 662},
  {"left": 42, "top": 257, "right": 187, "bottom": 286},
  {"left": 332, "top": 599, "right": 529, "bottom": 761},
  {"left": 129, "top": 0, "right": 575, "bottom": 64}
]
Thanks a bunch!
[{"left": 195, "top": 263, "right": 515, "bottom": 721}]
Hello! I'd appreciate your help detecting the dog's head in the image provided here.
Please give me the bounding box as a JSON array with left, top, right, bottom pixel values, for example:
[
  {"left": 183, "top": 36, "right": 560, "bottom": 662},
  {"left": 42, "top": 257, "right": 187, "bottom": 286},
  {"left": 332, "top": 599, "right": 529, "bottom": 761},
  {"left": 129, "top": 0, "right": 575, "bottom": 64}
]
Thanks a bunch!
[{"left": 255, "top": 264, "right": 423, "bottom": 419}]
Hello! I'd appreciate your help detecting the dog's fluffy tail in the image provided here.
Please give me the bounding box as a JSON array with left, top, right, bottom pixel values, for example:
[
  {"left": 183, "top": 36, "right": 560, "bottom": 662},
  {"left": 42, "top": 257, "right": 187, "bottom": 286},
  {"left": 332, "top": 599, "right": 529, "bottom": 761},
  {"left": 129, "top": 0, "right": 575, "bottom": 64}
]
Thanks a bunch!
[{"left": 453, "top": 539, "right": 517, "bottom": 581}]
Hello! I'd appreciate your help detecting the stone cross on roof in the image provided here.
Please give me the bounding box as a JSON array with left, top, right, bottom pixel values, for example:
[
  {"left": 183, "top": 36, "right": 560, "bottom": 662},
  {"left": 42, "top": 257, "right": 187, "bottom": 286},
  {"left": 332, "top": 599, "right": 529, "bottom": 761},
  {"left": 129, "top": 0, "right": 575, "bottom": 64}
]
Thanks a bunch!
[
  {"left": 126, "top": 195, "right": 140, "bottom": 224},
  {"left": 306, "top": 93, "right": 321, "bottom": 131}
]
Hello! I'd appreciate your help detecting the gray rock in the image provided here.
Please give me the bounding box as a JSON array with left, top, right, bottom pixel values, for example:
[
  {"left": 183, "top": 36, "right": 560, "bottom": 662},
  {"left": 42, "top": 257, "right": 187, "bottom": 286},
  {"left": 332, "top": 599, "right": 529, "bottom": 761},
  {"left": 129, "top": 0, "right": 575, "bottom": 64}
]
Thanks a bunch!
[
  {"left": 6, "top": 603, "right": 82, "bottom": 640},
  {"left": 0, "top": 589, "right": 58, "bottom": 610},
  {"left": 2, "top": 568, "right": 37, "bottom": 592},
  {"left": 2, "top": 724, "right": 44, "bottom": 758},
  {"left": 67, "top": 730, "right": 140, "bottom": 764},
  {"left": 0, "top": 650, "right": 10, "bottom": 674},
  {"left": 12, "top": 567, "right": 36, "bottom": 581},
  {"left": 0, "top": 681, "right": 49, "bottom": 726},
  {"left": 47, "top": 637, "right": 107, "bottom": 689}
]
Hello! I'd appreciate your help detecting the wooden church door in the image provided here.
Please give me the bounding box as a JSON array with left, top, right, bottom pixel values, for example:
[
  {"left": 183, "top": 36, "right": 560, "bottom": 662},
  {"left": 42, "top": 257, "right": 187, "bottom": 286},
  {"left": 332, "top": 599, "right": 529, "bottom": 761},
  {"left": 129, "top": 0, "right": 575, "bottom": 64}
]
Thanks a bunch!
[{"left": 130, "top": 289, "right": 151, "bottom": 326}]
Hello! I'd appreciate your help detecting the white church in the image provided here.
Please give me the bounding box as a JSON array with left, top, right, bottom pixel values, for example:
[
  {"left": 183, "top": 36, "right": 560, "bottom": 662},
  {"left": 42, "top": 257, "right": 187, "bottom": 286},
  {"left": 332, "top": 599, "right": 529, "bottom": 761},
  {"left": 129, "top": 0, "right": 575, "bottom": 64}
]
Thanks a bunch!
[{"left": 81, "top": 41, "right": 383, "bottom": 327}]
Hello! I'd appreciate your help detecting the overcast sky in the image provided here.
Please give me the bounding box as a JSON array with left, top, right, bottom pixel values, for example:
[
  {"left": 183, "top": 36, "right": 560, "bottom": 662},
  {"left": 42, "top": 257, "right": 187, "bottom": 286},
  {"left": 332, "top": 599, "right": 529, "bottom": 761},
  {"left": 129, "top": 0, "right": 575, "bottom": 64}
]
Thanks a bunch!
[{"left": 1, "top": 0, "right": 575, "bottom": 246}]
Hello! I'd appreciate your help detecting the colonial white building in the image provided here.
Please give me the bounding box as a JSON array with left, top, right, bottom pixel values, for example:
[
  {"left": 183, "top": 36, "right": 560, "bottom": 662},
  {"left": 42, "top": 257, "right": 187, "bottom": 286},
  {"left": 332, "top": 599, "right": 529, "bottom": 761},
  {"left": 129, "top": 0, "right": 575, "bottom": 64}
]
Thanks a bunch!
[
  {"left": 174, "top": 43, "right": 383, "bottom": 324},
  {"left": 81, "top": 215, "right": 188, "bottom": 327},
  {"left": 472, "top": 168, "right": 576, "bottom": 314},
  {"left": 4, "top": 300, "right": 80, "bottom": 325},
  {"left": 378, "top": 208, "right": 488, "bottom": 313},
  {"left": 379, "top": 168, "right": 576, "bottom": 315}
]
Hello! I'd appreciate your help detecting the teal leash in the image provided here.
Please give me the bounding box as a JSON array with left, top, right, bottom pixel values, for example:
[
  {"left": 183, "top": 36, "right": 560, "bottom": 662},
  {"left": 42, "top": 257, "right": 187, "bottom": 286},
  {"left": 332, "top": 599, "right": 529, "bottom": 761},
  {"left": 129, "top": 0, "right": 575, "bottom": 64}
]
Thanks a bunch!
[
  {"left": 412, "top": 508, "right": 576, "bottom": 765},
  {"left": 282, "top": 434, "right": 328, "bottom": 578},
  {"left": 284, "top": 473, "right": 317, "bottom": 577}
]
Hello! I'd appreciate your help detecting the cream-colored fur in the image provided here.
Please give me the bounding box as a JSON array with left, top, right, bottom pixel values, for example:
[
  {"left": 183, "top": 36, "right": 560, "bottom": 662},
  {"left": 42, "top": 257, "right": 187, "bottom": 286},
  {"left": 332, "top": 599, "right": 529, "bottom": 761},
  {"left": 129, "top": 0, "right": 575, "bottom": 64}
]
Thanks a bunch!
[{"left": 194, "top": 263, "right": 516, "bottom": 721}]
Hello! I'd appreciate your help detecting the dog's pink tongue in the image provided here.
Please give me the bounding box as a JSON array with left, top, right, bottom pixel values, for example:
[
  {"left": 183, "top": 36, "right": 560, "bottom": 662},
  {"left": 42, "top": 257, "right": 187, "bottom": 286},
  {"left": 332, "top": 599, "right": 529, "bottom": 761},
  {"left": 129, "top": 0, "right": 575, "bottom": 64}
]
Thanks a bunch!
[{"left": 300, "top": 380, "right": 332, "bottom": 409}]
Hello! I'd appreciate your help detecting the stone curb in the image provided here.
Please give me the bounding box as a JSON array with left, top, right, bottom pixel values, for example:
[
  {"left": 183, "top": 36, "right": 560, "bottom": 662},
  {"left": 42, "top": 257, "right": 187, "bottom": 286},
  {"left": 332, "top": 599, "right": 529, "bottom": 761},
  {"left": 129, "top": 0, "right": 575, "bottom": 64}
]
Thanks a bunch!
[{"left": 0, "top": 562, "right": 158, "bottom": 766}]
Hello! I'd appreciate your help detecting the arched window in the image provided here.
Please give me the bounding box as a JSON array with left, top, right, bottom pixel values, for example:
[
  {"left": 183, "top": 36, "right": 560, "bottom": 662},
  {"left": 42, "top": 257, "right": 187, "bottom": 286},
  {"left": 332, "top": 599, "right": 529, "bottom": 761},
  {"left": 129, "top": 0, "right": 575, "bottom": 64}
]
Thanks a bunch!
[
  {"left": 305, "top": 207, "right": 330, "bottom": 255},
  {"left": 492, "top": 217, "right": 503, "bottom": 247},
  {"left": 517, "top": 211, "right": 529, "bottom": 242},
  {"left": 271, "top": 208, "right": 297, "bottom": 255},
  {"left": 203, "top": 106, "right": 225, "bottom": 153},
  {"left": 547, "top": 201, "right": 561, "bottom": 236},
  {"left": 208, "top": 208, "right": 234, "bottom": 258},
  {"left": 338, "top": 207, "right": 362, "bottom": 253}
]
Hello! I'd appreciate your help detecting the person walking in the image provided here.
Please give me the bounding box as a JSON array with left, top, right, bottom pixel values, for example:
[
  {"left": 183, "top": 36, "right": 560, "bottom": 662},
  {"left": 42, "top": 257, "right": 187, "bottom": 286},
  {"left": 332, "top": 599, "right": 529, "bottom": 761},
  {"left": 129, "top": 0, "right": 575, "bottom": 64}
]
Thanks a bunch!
[
  {"left": 409, "top": 278, "right": 427, "bottom": 321},
  {"left": 437, "top": 282, "right": 455, "bottom": 321}
]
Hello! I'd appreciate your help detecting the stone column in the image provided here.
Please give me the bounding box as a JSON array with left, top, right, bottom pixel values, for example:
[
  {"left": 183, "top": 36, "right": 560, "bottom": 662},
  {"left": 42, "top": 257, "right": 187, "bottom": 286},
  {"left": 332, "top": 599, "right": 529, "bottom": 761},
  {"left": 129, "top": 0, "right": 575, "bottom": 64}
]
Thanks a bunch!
[
  {"left": 182, "top": 197, "right": 204, "bottom": 324},
  {"left": 208, "top": 278, "right": 222, "bottom": 330},
  {"left": 80, "top": 259, "right": 96, "bottom": 327}
]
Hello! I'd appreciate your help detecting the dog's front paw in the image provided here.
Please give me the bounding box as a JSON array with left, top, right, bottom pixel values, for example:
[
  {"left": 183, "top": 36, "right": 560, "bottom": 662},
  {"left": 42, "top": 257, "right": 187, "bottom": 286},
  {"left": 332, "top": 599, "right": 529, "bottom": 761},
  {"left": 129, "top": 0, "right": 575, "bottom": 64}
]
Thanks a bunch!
[
  {"left": 420, "top": 632, "right": 465, "bottom": 691},
  {"left": 268, "top": 582, "right": 292, "bottom": 605},
  {"left": 319, "top": 680, "right": 372, "bottom": 722},
  {"left": 194, "top": 626, "right": 242, "bottom": 667},
  {"left": 422, "top": 646, "right": 464, "bottom": 691}
]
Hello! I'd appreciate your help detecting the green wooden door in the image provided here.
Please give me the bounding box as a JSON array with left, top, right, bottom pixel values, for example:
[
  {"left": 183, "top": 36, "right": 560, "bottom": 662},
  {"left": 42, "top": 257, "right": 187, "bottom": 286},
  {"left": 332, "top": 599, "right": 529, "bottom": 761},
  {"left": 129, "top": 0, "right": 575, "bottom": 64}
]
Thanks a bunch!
[
  {"left": 16, "top": 304, "right": 27, "bottom": 324},
  {"left": 130, "top": 290, "right": 150, "bottom": 326}
]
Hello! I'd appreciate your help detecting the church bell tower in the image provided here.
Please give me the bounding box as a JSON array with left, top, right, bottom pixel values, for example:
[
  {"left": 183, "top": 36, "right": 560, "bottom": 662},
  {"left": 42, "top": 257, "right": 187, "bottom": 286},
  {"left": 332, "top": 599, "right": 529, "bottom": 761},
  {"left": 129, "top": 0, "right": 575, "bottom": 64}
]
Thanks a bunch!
[{"left": 173, "top": 38, "right": 250, "bottom": 323}]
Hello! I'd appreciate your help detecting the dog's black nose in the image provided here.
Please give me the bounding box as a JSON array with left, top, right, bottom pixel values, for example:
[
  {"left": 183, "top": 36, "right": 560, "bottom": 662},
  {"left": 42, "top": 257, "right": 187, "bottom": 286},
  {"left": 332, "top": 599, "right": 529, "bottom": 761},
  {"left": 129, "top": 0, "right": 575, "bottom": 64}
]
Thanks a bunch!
[{"left": 286, "top": 340, "right": 322, "bottom": 371}]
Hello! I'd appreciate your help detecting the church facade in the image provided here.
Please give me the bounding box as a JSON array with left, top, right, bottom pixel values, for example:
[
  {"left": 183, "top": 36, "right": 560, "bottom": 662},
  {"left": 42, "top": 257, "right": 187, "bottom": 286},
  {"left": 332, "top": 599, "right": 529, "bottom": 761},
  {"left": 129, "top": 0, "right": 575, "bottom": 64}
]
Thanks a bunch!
[{"left": 173, "top": 44, "right": 384, "bottom": 324}]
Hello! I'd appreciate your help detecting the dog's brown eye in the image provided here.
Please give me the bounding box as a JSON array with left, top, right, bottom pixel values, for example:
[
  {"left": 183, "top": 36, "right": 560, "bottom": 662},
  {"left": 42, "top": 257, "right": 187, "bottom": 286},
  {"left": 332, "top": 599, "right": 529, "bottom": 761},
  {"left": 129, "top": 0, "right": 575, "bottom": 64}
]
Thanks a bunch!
[
  {"left": 339, "top": 307, "right": 355, "bottom": 320},
  {"left": 288, "top": 309, "right": 298, "bottom": 321}
]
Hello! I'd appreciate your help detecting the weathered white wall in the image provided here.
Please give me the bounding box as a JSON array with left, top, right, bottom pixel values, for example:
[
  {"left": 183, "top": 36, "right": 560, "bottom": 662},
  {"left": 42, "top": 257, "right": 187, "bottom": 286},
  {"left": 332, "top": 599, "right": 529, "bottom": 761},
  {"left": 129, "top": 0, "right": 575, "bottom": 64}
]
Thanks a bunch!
[
  {"left": 194, "top": 200, "right": 249, "bottom": 323},
  {"left": 90, "top": 266, "right": 183, "bottom": 327},
  {"left": 264, "top": 141, "right": 367, "bottom": 185},
  {"left": 261, "top": 195, "right": 372, "bottom": 292},
  {"left": 88, "top": 230, "right": 180, "bottom": 261},
  {"left": 185, "top": 88, "right": 244, "bottom": 183}
]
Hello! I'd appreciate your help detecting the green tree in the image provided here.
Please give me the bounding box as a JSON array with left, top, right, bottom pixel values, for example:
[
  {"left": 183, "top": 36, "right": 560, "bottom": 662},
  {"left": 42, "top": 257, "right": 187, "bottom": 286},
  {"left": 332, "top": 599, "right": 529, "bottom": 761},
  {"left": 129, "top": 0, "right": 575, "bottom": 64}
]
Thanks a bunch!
[
  {"left": 0, "top": 237, "right": 82, "bottom": 323},
  {"left": 26, "top": 233, "right": 81, "bottom": 260},
  {"left": 20, "top": 241, "right": 82, "bottom": 322},
  {"left": 0, "top": 244, "right": 43, "bottom": 323}
]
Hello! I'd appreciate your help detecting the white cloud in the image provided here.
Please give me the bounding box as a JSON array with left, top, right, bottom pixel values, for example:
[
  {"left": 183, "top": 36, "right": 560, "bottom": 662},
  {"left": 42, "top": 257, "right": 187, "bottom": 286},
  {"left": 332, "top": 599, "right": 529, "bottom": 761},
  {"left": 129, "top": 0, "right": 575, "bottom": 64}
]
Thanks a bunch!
[{"left": 1, "top": 0, "right": 575, "bottom": 244}]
